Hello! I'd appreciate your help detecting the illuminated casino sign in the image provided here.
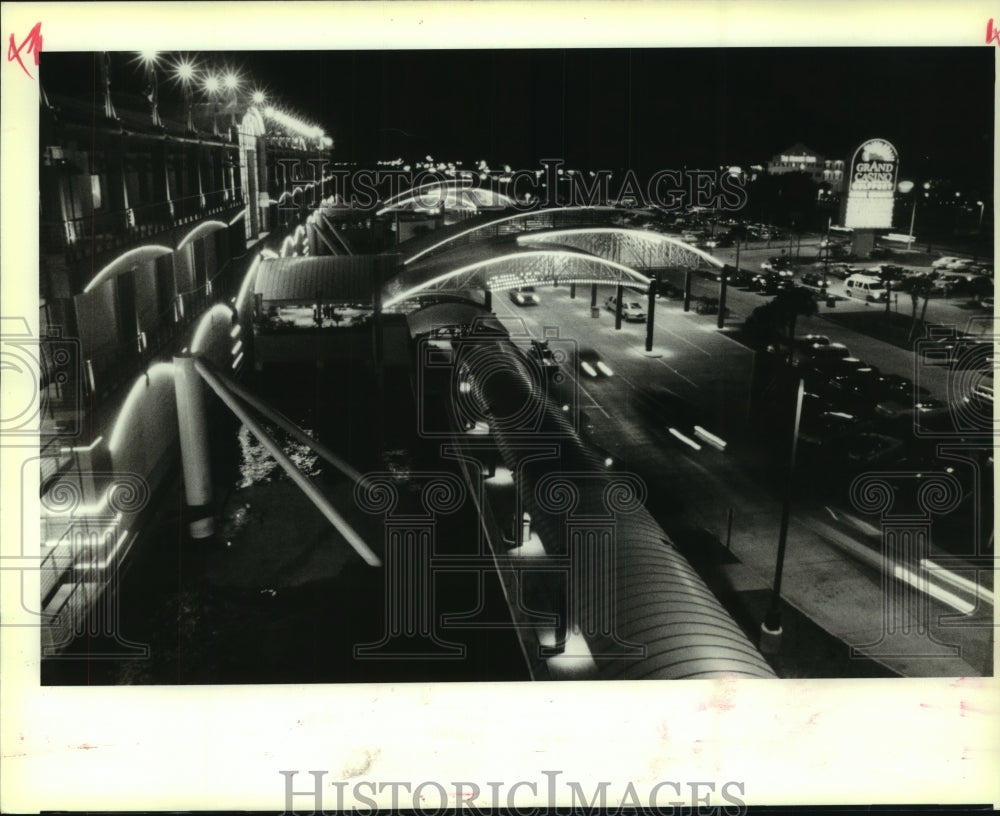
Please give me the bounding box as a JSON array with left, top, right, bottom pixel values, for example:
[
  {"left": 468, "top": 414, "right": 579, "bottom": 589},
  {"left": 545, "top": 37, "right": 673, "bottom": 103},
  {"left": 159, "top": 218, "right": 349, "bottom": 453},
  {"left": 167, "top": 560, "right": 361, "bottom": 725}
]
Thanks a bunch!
[{"left": 843, "top": 138, "right": 899, "bottom": 229}]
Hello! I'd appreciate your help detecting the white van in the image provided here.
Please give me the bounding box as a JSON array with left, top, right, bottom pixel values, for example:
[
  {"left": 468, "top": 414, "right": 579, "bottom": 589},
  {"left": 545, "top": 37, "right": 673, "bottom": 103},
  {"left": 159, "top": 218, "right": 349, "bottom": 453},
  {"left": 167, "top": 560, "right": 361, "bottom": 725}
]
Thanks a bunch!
[{"left": 845, "top": 274, "right": 887, "bottom": 301}]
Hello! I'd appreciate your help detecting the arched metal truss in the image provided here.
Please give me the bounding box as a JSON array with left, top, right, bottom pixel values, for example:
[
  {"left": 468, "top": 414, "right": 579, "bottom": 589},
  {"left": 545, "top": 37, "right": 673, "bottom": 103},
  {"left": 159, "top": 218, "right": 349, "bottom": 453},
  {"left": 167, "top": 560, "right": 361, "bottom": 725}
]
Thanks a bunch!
[
  {"left": 517, "top": 228, "right": 725, "bottom": 272},
  {"left": 376, "top": 179, "right": 518, "bottom": 216},
  {"left": 383, "top": 249, "right": 651, "bottom": 310},
  {"left": 400, "top": 206, "right": 630, "bottom": 266}
]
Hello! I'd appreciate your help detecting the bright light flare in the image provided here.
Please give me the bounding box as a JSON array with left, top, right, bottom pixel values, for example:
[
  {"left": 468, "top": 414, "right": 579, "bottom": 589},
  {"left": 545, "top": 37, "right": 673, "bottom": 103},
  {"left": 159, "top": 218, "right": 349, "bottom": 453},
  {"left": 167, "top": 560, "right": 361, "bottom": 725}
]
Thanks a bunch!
[
  {"left": 203, "top": 74, "right": 221, "bottom": 94},
  {"left": 172, "top": 57, "right": 197, "bottom": 85},
  {"left": 596, "top": 361, "right": 614, "bottom": 377},
  {"left": 580, "top": 361, "right": 598, "bottom": 377}
]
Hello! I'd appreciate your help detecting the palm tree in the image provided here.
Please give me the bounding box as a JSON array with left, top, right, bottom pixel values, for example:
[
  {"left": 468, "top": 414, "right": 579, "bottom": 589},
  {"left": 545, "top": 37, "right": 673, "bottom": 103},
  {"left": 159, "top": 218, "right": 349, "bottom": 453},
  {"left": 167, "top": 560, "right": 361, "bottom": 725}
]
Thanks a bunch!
[
  {"left": 742, "top": 286, "right": 818, "bottom": 363},
  {"left": 771, "top": 287, "right": 819, "bottom": 363},
  {"left": 896, "top": 276, "right": 935, "bottom": 344}
]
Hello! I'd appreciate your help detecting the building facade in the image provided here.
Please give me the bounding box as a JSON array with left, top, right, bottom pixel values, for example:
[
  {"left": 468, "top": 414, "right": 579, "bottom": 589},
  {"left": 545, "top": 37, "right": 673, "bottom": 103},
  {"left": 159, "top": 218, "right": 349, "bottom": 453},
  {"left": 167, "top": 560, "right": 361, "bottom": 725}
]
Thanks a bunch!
[
  {"left": 767, "top": 142, "right": 845, "bottom": 192},
  {"left": 36, "top": 52, "right": 337, "bottom": 653}
]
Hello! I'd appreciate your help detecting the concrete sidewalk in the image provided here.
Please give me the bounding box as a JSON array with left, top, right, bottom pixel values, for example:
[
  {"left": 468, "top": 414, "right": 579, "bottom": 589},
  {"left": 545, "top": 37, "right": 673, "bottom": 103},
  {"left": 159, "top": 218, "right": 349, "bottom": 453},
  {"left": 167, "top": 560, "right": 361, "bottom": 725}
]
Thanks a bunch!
[{"left": 666, "top": 498, "right": 992, "bottom": 679}]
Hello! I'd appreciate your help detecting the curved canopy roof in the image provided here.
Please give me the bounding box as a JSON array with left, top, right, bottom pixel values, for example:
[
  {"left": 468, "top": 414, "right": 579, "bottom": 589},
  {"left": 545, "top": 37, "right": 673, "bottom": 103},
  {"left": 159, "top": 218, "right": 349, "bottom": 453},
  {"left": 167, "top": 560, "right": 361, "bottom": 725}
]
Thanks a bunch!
[
  {"left": 384, "top": 243, "right": 651, "bottom": 310},
  {"left": 517, "top": 227, "right": 725, "bottom": 271}
]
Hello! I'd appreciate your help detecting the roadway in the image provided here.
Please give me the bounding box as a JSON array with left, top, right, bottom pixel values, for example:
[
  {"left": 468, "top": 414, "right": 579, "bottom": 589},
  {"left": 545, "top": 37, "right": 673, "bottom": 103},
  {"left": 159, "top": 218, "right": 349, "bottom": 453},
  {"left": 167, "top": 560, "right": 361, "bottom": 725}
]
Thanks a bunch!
[{"left": 489, "top": 280, "right": 993, "bottom": 677}]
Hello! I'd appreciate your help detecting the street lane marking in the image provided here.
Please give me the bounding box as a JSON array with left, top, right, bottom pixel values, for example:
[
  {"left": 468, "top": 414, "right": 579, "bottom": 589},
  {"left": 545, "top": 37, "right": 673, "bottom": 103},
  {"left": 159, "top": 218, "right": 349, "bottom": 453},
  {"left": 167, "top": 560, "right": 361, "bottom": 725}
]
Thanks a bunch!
[
  {"left": 921, "top": 559, "right": 994, "bottom": 607},
  {"left": 655, "top": 356, "right": 698, "bottom": 387}
]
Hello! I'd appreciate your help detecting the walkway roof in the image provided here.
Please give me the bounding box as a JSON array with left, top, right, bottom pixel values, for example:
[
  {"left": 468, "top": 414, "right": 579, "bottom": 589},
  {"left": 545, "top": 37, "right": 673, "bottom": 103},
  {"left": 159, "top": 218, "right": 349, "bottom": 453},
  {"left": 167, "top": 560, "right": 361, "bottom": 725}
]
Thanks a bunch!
[{"left": 254, "top": 255, "right": 398, "bottom": 304}]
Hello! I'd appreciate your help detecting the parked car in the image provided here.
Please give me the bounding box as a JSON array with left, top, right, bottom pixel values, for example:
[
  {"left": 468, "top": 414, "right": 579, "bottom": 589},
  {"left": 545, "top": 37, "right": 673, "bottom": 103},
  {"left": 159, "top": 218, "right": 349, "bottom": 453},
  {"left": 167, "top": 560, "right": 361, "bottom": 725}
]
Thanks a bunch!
[
  {"left": 827, "top": 263, "right": 860, "bottom": 280},
  {"left": 921, "top": 336, "right": 995, "bottom": 368},
  {"left": 875, "top": 374, "right": 931, "bottom": 402},
  {"left": 800, "top": 271, "right": 826, "bottom": 288},
  {"left": 713, "top": 265, "right": 753, "bottom": 286},
  {"left": 874, "top": 397, "right": 950, "bottom": 423},
  {"left": 760, "top": 256, "right": 794, "bottom": 276},
  {"left": 799, "top": 410, "right": 868, "bottom": 447},
  {"left": 870, "top": 263, "right": 909, "bottom": 281},
  {"left": 840, "top": 432, "right": 906, "bottom": 466},
  {"left": 845, "top": 274, "right": 888, "bottom": 301},
  {"left": 604, "top": 295, "right": 646, "bottom": 322},
  {"left": 931, "top": 256, "right": 965, "bottom": 269},
  {"left": 799, "top": 355, "right": 873, "bottom": 382},
  {"left": 793, "top": 334, "right": 831, "bottom": 352},
  {"left": 795, "top": 340, "right": 850, "bottom": 363},
  {"left": 749, "top": 272, "right": 795, "bottom": 294}
]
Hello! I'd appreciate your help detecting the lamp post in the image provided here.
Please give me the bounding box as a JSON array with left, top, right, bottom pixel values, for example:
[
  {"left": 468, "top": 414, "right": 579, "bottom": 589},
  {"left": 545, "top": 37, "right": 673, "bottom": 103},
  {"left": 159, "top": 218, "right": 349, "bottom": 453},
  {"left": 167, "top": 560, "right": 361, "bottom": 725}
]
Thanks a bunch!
[
  {"left": 223, "top": 70, "right": 241, "bottom": 134},
  {"left": 896, "top": 180, "right": 918, "bottom": 250},
  {"left": 760, "top": 376, "right": 805, "bottom": 655},
  {"left": 204, "top": 73, "right": 221, "bottom": 138},
  {"left": 822, "top": 216, "right": 831, "bottom": 295},
  {"left": 138, "top": 51, "right": 162, "bottom": 128},
  {"left": 174, "top": 57, "right": 198, "bottom": 134}
]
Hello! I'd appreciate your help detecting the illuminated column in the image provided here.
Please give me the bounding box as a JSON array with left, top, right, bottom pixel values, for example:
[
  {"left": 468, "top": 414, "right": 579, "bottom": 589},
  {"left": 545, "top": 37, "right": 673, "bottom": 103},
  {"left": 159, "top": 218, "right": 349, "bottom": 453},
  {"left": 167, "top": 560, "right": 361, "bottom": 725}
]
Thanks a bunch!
[
  {"left": 717, "top": 265, "right": 728, "bottom": 329},
  {"left": 353, "top": 473, "right": 465, "bottom": 658},
  {"left": 848, "top": 473, "right": 963, "bottom": 659},
  {"left": 172, "top": 353, "right": 214, "bottom": 539},
  {"left": 534, "top": 473, "right": 646, "bottom": 659},
  {"left": 644, "top": 280, "right": 657, "bottom": 352}
]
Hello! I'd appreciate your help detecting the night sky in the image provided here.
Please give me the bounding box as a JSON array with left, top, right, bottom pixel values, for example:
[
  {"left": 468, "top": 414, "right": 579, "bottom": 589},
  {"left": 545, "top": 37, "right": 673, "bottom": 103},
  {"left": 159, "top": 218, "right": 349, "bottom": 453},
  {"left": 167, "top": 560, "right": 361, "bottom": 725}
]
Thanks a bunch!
[{"left": 41, "top": 48, "right": 994, "bottom": 185}]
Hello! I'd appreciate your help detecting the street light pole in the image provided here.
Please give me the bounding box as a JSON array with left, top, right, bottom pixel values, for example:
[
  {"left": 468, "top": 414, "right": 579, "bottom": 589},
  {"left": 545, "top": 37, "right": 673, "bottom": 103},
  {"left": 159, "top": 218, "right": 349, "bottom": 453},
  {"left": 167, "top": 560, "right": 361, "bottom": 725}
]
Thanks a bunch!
[
  {"left": 822, "top": 217, "right": 830, "bottom": 295},
  {"left": 760, "top": 376, "right": 805, "bottom": 655}
]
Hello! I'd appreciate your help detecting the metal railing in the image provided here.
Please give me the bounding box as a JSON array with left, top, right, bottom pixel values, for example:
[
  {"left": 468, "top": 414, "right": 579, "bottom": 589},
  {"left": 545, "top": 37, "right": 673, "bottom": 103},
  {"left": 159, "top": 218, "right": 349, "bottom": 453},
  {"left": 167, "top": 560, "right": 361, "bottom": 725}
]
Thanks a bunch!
[
  {"left": 80, "top": 260, "right": 243, "bottom": 405},
  {"left": 43, "top": 192, "right": 246, "bottom": 260}
]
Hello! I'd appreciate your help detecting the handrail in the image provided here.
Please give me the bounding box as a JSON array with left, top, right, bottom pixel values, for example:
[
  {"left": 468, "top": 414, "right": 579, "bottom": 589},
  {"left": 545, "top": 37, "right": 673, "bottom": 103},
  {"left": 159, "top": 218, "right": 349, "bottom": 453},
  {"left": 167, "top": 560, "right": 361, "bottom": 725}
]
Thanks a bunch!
[
  {"left": 193, "top": 357, "right": 382, "bottom": 567},
  {"left": 194, "top": 358, "right": 364, "bottom": 485}
]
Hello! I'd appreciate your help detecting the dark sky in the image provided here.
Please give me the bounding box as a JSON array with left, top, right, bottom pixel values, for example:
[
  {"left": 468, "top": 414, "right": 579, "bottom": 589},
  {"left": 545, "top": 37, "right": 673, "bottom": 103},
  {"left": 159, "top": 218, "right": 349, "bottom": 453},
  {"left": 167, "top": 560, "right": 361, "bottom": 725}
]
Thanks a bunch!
[{"left": 41, "top": 48, "right": 994, "bottom": 185}]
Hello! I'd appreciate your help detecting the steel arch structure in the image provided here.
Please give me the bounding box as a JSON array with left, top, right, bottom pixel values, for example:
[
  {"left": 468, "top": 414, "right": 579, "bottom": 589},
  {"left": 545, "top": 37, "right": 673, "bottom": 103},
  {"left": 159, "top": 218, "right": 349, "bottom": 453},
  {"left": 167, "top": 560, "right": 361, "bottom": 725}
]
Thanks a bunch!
[
  {"left": 383, "top": 249, "right": 651, "bottom": 310},
  {"left": 376, "top": 179, "right": 518, "bottom": 216},
  {"left": 517, "top": 227, "right": 725, "bottom": 272},
  {"left": 399, "top": 206, "right": 632, "bottom": 266}
]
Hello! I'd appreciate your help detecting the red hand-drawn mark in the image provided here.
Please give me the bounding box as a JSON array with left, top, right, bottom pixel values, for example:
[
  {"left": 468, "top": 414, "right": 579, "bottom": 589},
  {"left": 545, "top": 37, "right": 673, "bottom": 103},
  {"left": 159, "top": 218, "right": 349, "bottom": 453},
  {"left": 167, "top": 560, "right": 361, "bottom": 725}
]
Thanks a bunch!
[
  {"left": 7, "top": 22, "right": 42, "bottom": 79},
  {"left": 987, "top": 18, "right": 1000, "bottom": 46}
]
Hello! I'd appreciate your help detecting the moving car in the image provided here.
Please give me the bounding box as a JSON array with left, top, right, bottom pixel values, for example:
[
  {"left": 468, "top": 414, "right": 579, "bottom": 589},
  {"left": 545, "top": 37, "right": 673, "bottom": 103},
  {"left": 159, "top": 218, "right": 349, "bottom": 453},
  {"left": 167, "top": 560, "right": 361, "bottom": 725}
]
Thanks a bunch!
[
  {"left": 508, "top": 286, "right": 540, "bottom": 306},
  {"left": 577, "top": 348, "right": 615, "bottom": 378},
  {"left": 713, "top": 265, "right": 752, "bottom": 286}
]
